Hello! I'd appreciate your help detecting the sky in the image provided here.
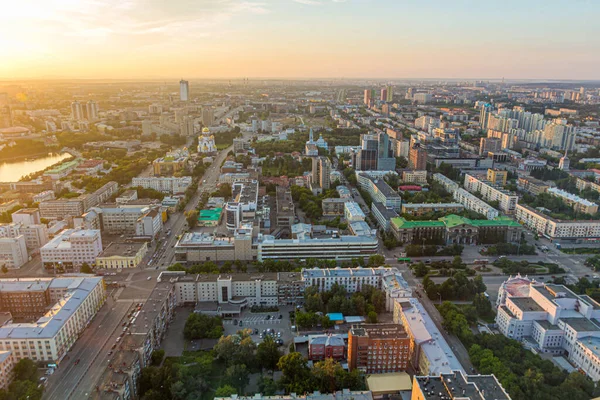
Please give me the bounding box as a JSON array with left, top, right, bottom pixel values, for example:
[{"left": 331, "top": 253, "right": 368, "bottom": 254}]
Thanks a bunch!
[{"left": 1, "top": 0, "right": 599, "bottom": 80}]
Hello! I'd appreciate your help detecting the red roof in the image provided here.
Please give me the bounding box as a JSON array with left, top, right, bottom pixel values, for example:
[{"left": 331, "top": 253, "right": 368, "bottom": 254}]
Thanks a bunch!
[{"left": 398, "top": 185, "right": 422, "bottom": 191}]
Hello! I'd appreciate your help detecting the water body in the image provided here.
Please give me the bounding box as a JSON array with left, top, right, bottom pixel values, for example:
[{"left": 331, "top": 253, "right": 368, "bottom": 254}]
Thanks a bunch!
[{"left": 0, "top": 153, "right": 71, "bottom": 182}]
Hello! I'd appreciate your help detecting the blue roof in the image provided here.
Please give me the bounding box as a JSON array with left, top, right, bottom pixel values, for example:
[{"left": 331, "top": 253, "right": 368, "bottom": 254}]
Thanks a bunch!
[{"left": 327, "top": 313, "right": 344, "bottom": 321}]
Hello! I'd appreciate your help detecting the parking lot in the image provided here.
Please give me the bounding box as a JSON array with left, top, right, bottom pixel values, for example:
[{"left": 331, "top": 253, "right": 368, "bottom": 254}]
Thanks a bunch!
[{"left": 223, "top": 308, "right": 295, "bottom": 349}]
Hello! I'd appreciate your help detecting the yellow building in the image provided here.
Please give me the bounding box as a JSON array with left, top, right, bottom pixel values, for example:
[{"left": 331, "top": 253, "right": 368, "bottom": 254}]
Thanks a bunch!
[
  {"left": 486, "top": 169, "right": 508, "bottom": 186},
  {"left": 152, "top": 149, "right": 189, "bottom": 176},
  {"left": 96, "top": 242, "right": 148, "bottom": 269}
]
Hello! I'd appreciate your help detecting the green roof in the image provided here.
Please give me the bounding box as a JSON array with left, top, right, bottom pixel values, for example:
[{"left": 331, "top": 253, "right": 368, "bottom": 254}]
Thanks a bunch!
[
  {"left": 198, "top": 208, "right": 222, "bottom": 221},
  {"left": 392, "top": 214, "right": 522, "bottom": 230}
]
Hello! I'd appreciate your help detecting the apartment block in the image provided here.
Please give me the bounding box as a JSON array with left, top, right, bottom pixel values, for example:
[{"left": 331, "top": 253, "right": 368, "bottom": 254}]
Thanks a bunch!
[
  {"left": 0, "top": 236, "right": 28, "bottom": 269},
  {"left": 547, "top": 187, "right": 598, "bottom": 215},
  {"left": 464, "top": 174, "right": 518, "bottom": 214},
  {"left": 131, "top": 176, "right": 192, "bottom": 194},
  {"left": 486, "top": 169, "right": 508, "bottom": 186},
  {"left": 401, "top": 203, "right": 464, "bottom": 217},
  {"left": 432, "top": 173, "right": 459, "bottom": 194},
  {"left": 453, "top": 189, "right": 499, "bottom": 220},
  {"left": 517, "top": 176, "right": 549, "bottom": 195},
  {"left": 348, "top": 324, "right": 413, "bottom": 374},
  {"left": 515, "top": 203, "right": 600, "bottom": 240},
  {"left": 402, "top": 170, "right": 427, "bottom": 185},
  {"left": 0, "top": 352, "right": 14, "bottom": 390}
]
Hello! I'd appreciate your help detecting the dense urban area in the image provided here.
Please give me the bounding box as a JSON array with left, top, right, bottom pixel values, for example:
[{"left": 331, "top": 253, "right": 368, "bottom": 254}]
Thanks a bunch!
[{"left": 1, "top": 78, "right": 600, "bottom": 400}]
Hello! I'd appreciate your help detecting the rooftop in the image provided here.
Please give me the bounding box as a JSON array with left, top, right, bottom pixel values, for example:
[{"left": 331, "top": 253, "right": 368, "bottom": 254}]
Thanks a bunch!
[
  {"left": 366, "top": 372, "right": 412, "bottom": 393},
  {"left": 97, "top": 242, "right": 146, "bottom": 258},
  {"left": 350, "top": 323, "right": 409, "bottom": 339},
  {"left": 509, "top": 297, "right": 545, "bottom": 313},
  {"left": 415, "top": 371, "right": 511, "bottom": 400},
  {"left": 548, "top": 187, "right": 598, "bottom": 207},
  {"left": 561, "top": 317, "right": 600, "bottom": 333},
  {"left": 198, "top": 208, "right": 222, "bottom": 222}
]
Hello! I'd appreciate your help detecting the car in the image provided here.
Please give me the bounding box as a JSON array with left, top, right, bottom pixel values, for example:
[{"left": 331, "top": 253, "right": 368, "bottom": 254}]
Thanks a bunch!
[
  {"left": 278, "top": 314, "right": 282, "bottom": 319},
  {"left": 108, "top": 351, "right": 113, "bottom": 356},
  {"left": 425, "top": 259, "right": 431, "bottom": 264},
  {"left": 265, "top": 315, "right": 271, "bottom": 320},
  {"left": 147, "top": 277, "right": 151, "bottom": 281},
  {"left": 238, "top": 320, "right": 243, "bottom": 326},
  {"left": 254, "top": 329, "right": 259, "bottom": 334},
  {"left": 74, "top": 359, "right": 81, "bottom": 365},
  {"left": 233, "top": 319, "right": 238, "bottom": 325},
  {"left": 259, "top": 334, "right": 263, "bottom": 339},
  {"left": 116, "top": 337, "right": 121, "bottom": 343},
  {"left": 538, "top": 276, "right": 545, "bottom": 280},
  {"left": 123, "top": 327, "right": 128, "bottom": 332}
]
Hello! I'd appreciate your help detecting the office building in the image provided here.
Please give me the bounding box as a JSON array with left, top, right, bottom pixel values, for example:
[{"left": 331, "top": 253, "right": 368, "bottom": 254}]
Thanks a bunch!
[
  {"left": 276, "top": 187, "right": 295, "bottom": 228},
  {"left": 357, "top": 172, "right": 402, "bottom": 211},
  {"left": 371, "top": 201, "right": 398, "bottom": 232},
  {"left": 391, "top": 214, "right": 521, "bottom": 245},
  {"left": 152, "top": 149, "right": 189, "bottom": 175},
  {"left": 412, "top": 371, "right": 511, "bottom": 400},
  {"left": 515, "top": 204, "right": 600, "bottom": 241},
  {"left": 409, "top": 145, "right": 427, "bottom": 170},
  {"left": 401, "top": 203, "right": 464, "bottom": 217},
  {"left": 175, "top": 229, "right": 257, "bottom": 264},
  {"left": 11, "top": 208, "right": 41, "bottom": 226},
  {"left": 0, "top": 236, "right": 28, "bottom": 269},
  {"left": 96, "top": 242, "right": 148, "bottom": 269},
  {"left": 180, "top": 79, "right": 189, "bottom": 101},
  {"left": 132, "top": 176, "right": 192, "bottom": 194},
  {"left": 40, "top": 229, "right": 102, "bottom": 269},
  {"left": 486, "top": 169, "right": 508, "bottom": 186},
  {"left": 453, "top": 189, "right": 499, "bottom": 220},
  {"left": 224, "top": 180, "right": 259, "bottom": 231},
  {"left": 547, "top": 187, "right": 598, "bottom": 215},
  {"left": 0, "top": 277, "right": 105, "bottom": 365},
  {"left": 348, "top": 324, "right": 413, "bottom": 374},
  {"left": 463, "top": 174, "right": 518, "bottom": 214},
  {"left": 71, "top": 101, "right": 83, "bottom": 121},
  {"left": 344, "top": 202, "right": 366, "bottom": 222}
]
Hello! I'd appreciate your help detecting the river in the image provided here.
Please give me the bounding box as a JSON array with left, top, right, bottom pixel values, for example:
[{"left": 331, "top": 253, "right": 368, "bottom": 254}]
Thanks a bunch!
[{"left": 0, "top": 153, "right": 71, "bottom": 182}]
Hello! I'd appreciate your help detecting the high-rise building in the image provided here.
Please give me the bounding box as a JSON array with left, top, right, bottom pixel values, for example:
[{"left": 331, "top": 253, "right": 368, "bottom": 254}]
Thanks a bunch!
[
  {"left": 202, "top": 106, "right": 214, "bottom": 127},
  {"left": 479, "top": 103, "right": 493, "bottom": 130},
  {"left": 71, "top": 101, "right": 83, "bottom": 121},
  {"left": 559, "top": 150, "right": 570, "bottom": 171},
  {"left": 180, "top": 79, "right": 189, "bottom": 101},
  {"left": 364, "top": 89, "right": 372, "bottom": 106},
  {"left": 348, "top": 323, "right": 413, "bottom": 374},
  {"left": 380, "top": 88, "right": 388, "bottom": 102},
  {"left": 312, "top": 157, "right": 331, "bottom": 190},
  {"left": 180, "top": 115, "right": 195, "bottom": 136},
  {"left": 386, "top": 85, "right": 393, "bottom": 102},
  {"left": 86, "top": 100, "right": 98, "bottom": 122},
  {"left": 409, "top": 144, "right": 427, "bottom": 170},
  {"left": 543, "top": 119, "right": 576, "bottom": 150}
]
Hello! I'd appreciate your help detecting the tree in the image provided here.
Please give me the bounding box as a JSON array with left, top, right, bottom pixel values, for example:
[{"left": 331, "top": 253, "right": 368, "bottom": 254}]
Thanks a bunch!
[
  {"left": 215, "top": 385, "right": 237, "bottom": 397},
  {"left": 214, "top": 335, "right": 239, "bottom": 366},
  {"left": 183, "top": 313, "right": 223, "bottom": 339},
  {"left": 473, "top": 293, "right": 493, "bottom": 318},
  {"left": 312, "top": 358, "right": 344, "bottom": 394},
  {"left": 367, "top": 311, "right": 378, "bottom": 323},
  {"left": 368, "top": 254, "right": 385, "bottom": 266},
  {"left": 185, "top": 210, "right": 199, "bottom": 228},
  {"left": 473, "top": 275, "right": 487, "bottom": 294},
  {"left": 13, "top": 358, "right": 37, "bottom": 382},
  {"left": 257, "top": 336, "right": 282, "bottom": 371},
  {"left": 225, "top": 364, "right": 249, "bottom": 394},
  {"left": 80, "top": 262, "right": 93, "bottom": 274},
  {"left": 150, "top": 349, "right": 165, "bottom": 366},
  {"left": 278, "top": 352, "right": 312, "bottom": 393},
  {"left": 1, "top": 265, "right": 7, "bottom": 274},
  {"left": 257, "top": 376, "right": 278, "bottom": 396},
  {"left": 413, "top": 262, "right": 428, "bottom": 278}
]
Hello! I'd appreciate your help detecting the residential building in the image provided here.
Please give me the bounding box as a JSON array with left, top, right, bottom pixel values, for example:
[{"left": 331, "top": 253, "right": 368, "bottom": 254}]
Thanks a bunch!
[
  {"left": 0, "top": 277, "right": 105, "bottom": 364},
  {"left": 576, "top": 176, "right": 600, "bottom": 194},
  {"left": 432, "top": 173, "right": 459, "bottom": 194},
  {"left": 180, "top": 79, "right": 189, "bottom": 101},
  {"left": 486, "top": 169, "right": 508, "bottom": 186},
  {"left": 97, "top": 204, "right": 162, "bottom": 237},
  {"left": 32, "top": 191, "right": 55, "bottom": 203},
  {"left": 202, "top": 106, "right": 214, "bottom": 126},
  {"left": 308, "top": 334, "right": 345, "bottom": 361},
  {"left": 409, "top": 145, "right": 427, "bottom": 170},
  {"left": 390, "top": 214, "right": 522, "bottom": 245},
  {"left": 412, "top": 371, "right": 511, "bottom": 400},
  {"left": 515, "top": 204, "right": 600, "bottom": 241},
  {"left": 479, "top": 137, "right": 502, "bottom": 156},
  {"left": 348, "top": 324, "right": 413, "bottom": 374},
  {"left": 517, "top": 176, "right": 549, "bottom": 195},
  {"left": 40, "top": 229, "right": 103, "bottom": 269},
  {"left": 311, "top": 156, "right": 331, "bottom": 192},
  {"left": 0, "top": 352, "right": 14, "bottom": 390},
  {"left": 20, "top": 225, "right": 49, "bottom": 252},
  {"left": 215, "top": 390, "right": 373, "bottom": 400},
  {"left": 453, "top": 189, "right": 499, "bottom": 220},
  {"left": 11, "top": 208, "right": 41, "bottom": 226},
  {"left": 276, "top": 187, "right": 295, "bottom": 228},
  {"left": 0, "top": 236, "right": 27, "bottom": 269},
  {"left": 322, "top": 198, "right": 347, "bottom": 216},
  {"left": 96, "top": 242, "right": 148, "bottom": 269},
  {"left": 224, "top": 180, "right": 259, "bottom": 231},
  {"left": 547, "top": 187, "right": 598, "bottom": 215},
  {"left": 131, "top": 176, "right": 192, "bottom": 194},
  {"left": 371, "top": 201, "right": 398, "bottom": 232},
  {"left": 401, "top": 203, "right": 464, "bottom": 217},
  {"left": 463, "top": 174, "right": 518, "bottom": 214},
  {"left": 402, "top": 170, "right": 427, "bottom": 185},
  {"left": 357, "top": 173, "right": 401, "bottom": 211}
]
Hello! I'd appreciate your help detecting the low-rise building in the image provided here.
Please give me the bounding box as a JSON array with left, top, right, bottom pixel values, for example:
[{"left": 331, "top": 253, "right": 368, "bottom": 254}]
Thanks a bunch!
[
  {"left": 152, "top": 150, "right": 189, "bottom": 176},
  {"left": 517, "top": 176, "right": 550, "bottom": 195},
  {"left": 344, "top": 201, "right": 366, "bottom": 222},
  {"left": 0, "top": 351, "right": 14, "bottom": 390},
  {"left": 96, "top": 242, "right": 148, "bottom": 269},
  {"left": 391, "top": 214, "right": 522, "bottom": 245},
  {"left": 515, "top": 203, "right": 600, "bottom": 241},
  {"left": 348, "top": 324, "right": 413, "bottom": 374},
  {"left": 276, "top": 187, "right": 295, "bottom": 228},
  {"left": 371, "top": 201, "right": 398, "bottom": 231},
  {"left": 39, "top": 198, "right": 84, "bottom": 220},
  {"left": 323, "top": 198, "right": 347, "bottom": 216},
  {"left": 486, "top": 168, "right": 508, "bottom": 186},
  {"left": 0, "top": 236, "right": 28, "bottom": 269},
  {"left": 11, "top": 208, "right": 41, "bottom": 225},
  {"left": 308, "top": 334, "right": 346, "bottom": 361},
  {"left": 40, "top": 229, "right": 103, "bottom": 269},
  {"left": 43, "top": 159, "right": 80, "bottom": 180},
  {"left": 401, "top": 203, "right": 464, "bottom": 217},
  {"left": 402, "top": 170, "right": 427, "bottom": 184},
  {"left": 412, "top": 371, "right": 511, "bottom": 400},
  {"left": 132, "top": 176, "right": 192, "bottom": 194},
  {"left": 453, "top": 188, "right": 499, "bottom": 220},
  {"left": 547, "top": 187, "right": 598, "bottom": 215}
]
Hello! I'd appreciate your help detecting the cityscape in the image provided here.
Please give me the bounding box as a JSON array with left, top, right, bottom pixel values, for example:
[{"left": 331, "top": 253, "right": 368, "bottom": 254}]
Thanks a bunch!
[{"left": 0, "top": 1, "right": 600, "bottom": 400}]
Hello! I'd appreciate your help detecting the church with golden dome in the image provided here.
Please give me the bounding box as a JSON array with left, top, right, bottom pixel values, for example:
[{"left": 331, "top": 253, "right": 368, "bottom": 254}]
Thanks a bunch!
[{"left": 197, "top": 127, "right": 217, "bottom": 153}]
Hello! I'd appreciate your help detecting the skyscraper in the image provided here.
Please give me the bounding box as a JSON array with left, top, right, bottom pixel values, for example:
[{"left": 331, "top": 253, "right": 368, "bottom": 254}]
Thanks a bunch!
[
  {"left": 479, "top": 103, "right": 493, "bottom": 131},
  {"left": 86, "top": 100, "right": 98, "bottom": 121},
  {"left": 71, "top": 101, "right": 83, "bottom": 121},
  {"left": 380, "top": 88, "right": 388, "bottom": 102},
  {"left": 180, "top": 79, "right": 189, "bottom": 102},
  {"left": 312, "top": 157, "right": 331, "bottom": 190},
  {"left": 386, "top": 85, "right": 394, "bottom": 102},
  {"left": 363, "top": 89, "right": 372, "bottom": 106}
]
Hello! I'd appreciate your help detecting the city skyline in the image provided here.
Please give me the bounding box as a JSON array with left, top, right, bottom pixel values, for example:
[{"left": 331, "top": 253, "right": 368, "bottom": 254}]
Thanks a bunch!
[{"left": 1, "top": 0, "right": 599, "bottom": 80}]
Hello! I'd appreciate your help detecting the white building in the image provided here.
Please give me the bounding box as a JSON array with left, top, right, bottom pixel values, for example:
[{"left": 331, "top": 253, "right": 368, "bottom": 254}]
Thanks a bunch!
[
  {"left": 0, "top": 236, "right": 28, "bottom": 269},
  {"left": 453, "top": 189, "right": 499, "bottom": 220},
  {"left": 344, "top": 202, "right": 366, "bottom": 222},
  {"left": 547, "top": 187, "right": 598, "bottom": 215},
  {"left": 463, "top": 174, "right": 518, "bottom": 214},
  {"left": 131, "top": 176, "right": 192, "bottom": 194},
  {"left": 433, "top": 173, "right": 459, "bottom": 194},
  {"left": 0, "top": 277, "right": 105, "bottom": 365},
  {"left": 40, "top": 229, "right": 103, "bottom": 268},
  {"left": 515, "top": 204, "right": 600, "bottom": 241},
  {"left": 180, "top": 79, "right": 189, "bottom": 102},
  {"left": 98, "top": 205, "right": 162, "bottom": 238},
  {"left": 495, "top": 279, "right": 600, "bottom": 381}
]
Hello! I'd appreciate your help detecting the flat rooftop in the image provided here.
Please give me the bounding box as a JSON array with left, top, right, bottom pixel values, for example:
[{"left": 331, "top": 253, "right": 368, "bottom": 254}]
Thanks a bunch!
[
  {"left": 98, "top": 242, "right": 146, "bottom": 258},
  {"left": 415, "top": 371, "right": 511, "bottom": 400},
  {"left": 350, "top": 323, "right": 408, "bottom": 339},
  {"left": 509, "top": 297, "right": 545, "bottom": 313},
  {"left": 561, "top": 317, "right": 600, "bottom": 333}
]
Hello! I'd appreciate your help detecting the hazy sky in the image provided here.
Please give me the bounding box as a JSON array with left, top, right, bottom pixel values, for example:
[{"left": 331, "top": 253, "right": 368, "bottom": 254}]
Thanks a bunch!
[{"left": 1, "top": 0, "right": 599, "bottom": 80}]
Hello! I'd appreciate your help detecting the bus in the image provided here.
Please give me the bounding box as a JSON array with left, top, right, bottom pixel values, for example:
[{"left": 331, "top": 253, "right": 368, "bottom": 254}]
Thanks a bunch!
[
  {"left": 397, "top": 257, "right": 412, "bottom": 263},
  {"left": 473, "top": 259, "right": 489, "bottom": 265}
]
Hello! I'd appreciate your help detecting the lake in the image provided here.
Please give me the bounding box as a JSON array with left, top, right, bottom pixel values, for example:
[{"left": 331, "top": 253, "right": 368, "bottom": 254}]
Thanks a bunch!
[{"left": 0, "top": 153, "right": 71, "bottom": 182}]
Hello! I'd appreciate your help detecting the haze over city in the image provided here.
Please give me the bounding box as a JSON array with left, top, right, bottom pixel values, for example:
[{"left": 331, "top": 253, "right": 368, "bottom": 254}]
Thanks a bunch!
[{"left": 1, "top": 0, "right": 600, "bottom": 80}]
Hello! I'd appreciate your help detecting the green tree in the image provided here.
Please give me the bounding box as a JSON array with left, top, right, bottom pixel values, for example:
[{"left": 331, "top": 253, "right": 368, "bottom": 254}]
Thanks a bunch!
[
  {"left": 215, "top": 384, "right": 237, "bottom": 397},
  {"left": 367, "top": 311, "right": 378, "bottom": 323},
  {"left": 80, "top": 262, "right": 93, "bottom": 274},
  {"left": 13, "top": 358, "right": 38, "bottom": 382},
  {"left": 225, "top": 364, "right": 250, "bottom": 394},
  {"left": 257, "top": 336, "right": 282, "bottom": 371},
  {"left": 311, "top": 358, "right": 344, "bottom": 393},
  {"left": 413, "top": 262, "right": 428, "bottom": 277},
  {"left": 278, "top": 352, "right": 312, "bottom": 394},
  {"left": 257, "top": 376, "right": 278, "bottom": 396},
  {"left": 185, "top": 210, "right": 199, "bottom": 228},
  {"left": 150, "top": 349, "right": 165, "bottom": 366},
  {"left": 183, "top": 313, "right": 223, "bottom": 339}
]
